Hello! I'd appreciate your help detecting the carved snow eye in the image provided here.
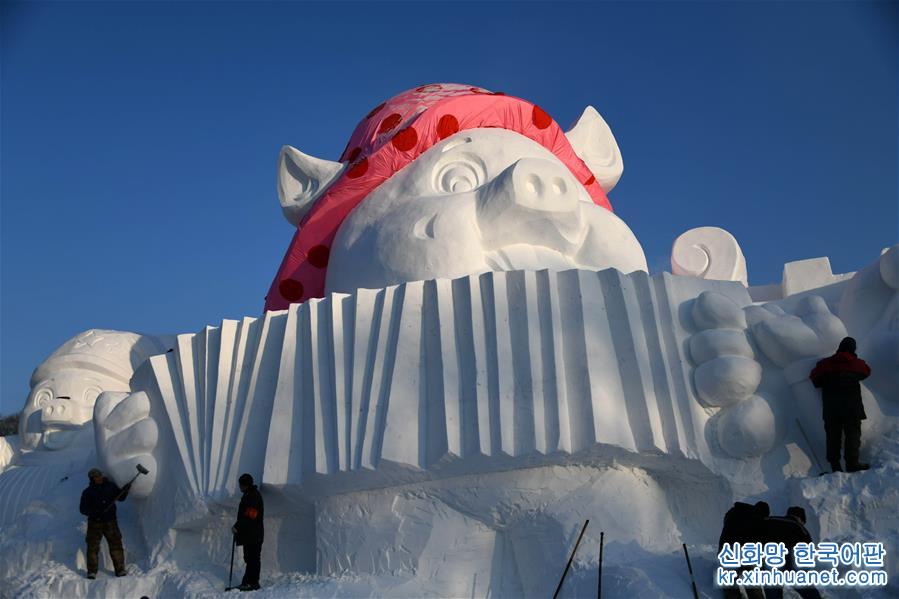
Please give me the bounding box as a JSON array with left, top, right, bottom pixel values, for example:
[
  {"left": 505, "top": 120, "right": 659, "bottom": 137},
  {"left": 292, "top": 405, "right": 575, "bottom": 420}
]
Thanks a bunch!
[
  {"left": 34, "top": 388, "right": 52, "bottom": 408},
  {"left": 434, "top": 155, "right": 487, "bottom": 194},
  {"left": 83, "top": 387, "right": 101, "bottom": 406}
]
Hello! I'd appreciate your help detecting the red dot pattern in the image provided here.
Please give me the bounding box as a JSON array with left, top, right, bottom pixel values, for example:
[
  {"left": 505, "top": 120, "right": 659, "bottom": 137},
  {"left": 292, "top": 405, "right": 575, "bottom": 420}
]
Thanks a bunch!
[
  {"left": 378, "top": 113, "right": 402, "bottom": 135},
  {"left": 347, "top": 157, "right": 369, "bottom": 179},
  {"left": 391, "top": 127, "right": 418, "bottom": 151},
  {"left": 279, "top": 279, "right": 304, "bottom": 302},
  {"left": 532, "top": 105, "right": 552, "bottom": 129},
  {"left": 436, "top": 114, "right": 459, "bottom": 139},
  {"left": 307, "top": 245, "right": 330, "bottom": 268},
  {"left": 585, "top": 174, "right": 596, "bottom": 186}
]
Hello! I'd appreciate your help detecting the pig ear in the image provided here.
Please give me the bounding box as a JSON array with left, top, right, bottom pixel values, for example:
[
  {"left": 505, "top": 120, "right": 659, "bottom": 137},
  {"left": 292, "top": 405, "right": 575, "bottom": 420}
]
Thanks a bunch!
[
  {"left": 565, "top": 106, "right": 624, "bottom": 193},
  {"left": 278, "top": 145, "right": 345, "bottom": 226}
]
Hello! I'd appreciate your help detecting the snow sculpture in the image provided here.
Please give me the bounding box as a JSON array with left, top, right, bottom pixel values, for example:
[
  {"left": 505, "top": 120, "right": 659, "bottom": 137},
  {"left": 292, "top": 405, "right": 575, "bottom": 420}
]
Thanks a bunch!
[
  {"left": 17, "top": 330, "right": 166, "bottom": 454},
  {"left": 266, "top": 83, "right": 644, "bottom": 307},
  {"left": 671, "top": 226, "right": 748, "bottom": 285},
  {"left": 0, "top": 329, "right": 167, "bottom": 525},
  {"left": 4, "top": 83, "right": 898, "bottom": 596}
]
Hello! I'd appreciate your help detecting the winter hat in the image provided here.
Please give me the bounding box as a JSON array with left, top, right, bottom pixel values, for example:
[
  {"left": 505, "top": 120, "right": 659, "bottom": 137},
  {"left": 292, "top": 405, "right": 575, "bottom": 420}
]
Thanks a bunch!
[
  {"left": 838, "top": 337, "right": 857, "bottom": 354},
  {"left": 31, "top": 329, "right": 167, "bottom": 387},
  {"left": 88, "top": 468, "right": 103, "bottom": 479},
  {"left": 238, "top": 473, "right": 254, "bottom": 487},
  {"left": 754, "top": 501, "right": 770, "bottom": 518},
  {"left": 265, "top": 83, "right": 613, "bottom": 311}
]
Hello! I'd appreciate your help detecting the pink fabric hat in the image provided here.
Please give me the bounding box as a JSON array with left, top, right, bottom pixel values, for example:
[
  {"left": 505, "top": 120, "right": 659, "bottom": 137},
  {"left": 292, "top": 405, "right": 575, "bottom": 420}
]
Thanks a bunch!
[{"left": 265, "top": 83, "right": 612, "bottom": 311}]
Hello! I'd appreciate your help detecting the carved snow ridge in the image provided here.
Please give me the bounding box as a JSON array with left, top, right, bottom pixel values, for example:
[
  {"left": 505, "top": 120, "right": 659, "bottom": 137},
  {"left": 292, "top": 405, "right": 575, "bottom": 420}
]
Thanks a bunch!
[{"left": 133, "top": 269, "right": 750, "bottom": 499}]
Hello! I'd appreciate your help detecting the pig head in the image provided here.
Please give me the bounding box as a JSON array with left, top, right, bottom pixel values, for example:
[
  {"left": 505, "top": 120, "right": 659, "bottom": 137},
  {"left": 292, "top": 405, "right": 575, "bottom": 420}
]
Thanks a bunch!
[{"left": 272, "top": 87, "right": 647, "bottom": 301}]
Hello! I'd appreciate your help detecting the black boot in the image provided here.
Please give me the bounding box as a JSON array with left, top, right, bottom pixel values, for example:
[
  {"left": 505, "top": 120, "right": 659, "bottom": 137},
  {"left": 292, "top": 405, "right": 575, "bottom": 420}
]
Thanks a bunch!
[
  {"left": 846, "top": 462, "right": 870, "bottom": 472},
  {"left": 829, "top": 462, "right": 843, "bottom": 473}
]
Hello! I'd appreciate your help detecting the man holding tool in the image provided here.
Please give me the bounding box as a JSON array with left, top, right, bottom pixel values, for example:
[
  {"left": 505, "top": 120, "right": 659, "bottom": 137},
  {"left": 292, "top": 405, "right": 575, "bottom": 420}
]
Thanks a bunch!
[{"left": 79, "top": 467, "right": 132, "bottom": 578}]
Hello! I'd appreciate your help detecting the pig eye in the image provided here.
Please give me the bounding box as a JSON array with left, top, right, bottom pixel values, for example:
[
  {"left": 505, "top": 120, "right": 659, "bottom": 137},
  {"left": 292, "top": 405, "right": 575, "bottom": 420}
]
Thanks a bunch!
[
  {"left": 434, "top": 155, "right": 486, "bottom": 194},
  {"left": 83, "top": 387, "right": 101, "bottom": 406},
  {"left": 34, "top": 389, "right": 53, "bottom": 408}
]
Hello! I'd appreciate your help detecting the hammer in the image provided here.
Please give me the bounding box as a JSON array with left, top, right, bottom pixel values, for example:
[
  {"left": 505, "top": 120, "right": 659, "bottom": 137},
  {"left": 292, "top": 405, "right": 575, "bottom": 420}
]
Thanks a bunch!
[{"left": 101, "top": 464, "right": 150, "bottom": 511}]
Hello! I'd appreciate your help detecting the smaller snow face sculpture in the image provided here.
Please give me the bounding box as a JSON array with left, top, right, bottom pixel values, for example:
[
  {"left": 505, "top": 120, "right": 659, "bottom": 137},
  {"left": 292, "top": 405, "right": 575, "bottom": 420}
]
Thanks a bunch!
[
  {"left": 19, "top": 330, "right": 165, "bottom": 452},
  {"left": 266, "top": 83, "right": 647, "bottom": 309},
  {"left": 21, "top": 371, "right": 120, "bottom": 451}
]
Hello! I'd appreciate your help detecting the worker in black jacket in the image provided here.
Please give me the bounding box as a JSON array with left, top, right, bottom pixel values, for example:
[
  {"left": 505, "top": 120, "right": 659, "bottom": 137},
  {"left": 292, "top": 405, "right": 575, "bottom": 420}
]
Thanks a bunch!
[
  {"left": 763, "top": 507, "right": 822, "bottom": 599},
  {"left": 718, "top": 501, "right": 769, "bottom": 599},
  {"left": 232, "top": 473, "right": 264, "bottom": 591},
  {"left": 809, "top": 337, "right": 872, "bottom": 472},
  {"left": 79, "top": 468, "right": 131, "bottom": 579}
]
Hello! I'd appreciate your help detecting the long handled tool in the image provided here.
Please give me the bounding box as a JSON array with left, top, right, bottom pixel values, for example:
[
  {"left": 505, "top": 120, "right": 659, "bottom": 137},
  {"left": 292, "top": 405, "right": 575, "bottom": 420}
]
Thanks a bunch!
[
  {"left": 553, "top": 519, "right": 589, "bottom": 599},
  {"left": 101, "top": 464, "right": 149, "bottom": 512},
  {"left": 682, "top": 543, "right": 699, "bottom": 599},
  {"left": 597, "top": 531, "right": 604, "bottom": 599},
  {"left": 225, "top": 534, "right": 237, "bottom": 591},
  {"left": 795, "top": 418, "right": 827, "bottom": 475}
]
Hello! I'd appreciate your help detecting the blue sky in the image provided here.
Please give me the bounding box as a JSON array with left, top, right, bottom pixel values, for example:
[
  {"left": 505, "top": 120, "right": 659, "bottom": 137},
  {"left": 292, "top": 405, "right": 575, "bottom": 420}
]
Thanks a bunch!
[{"left": 1, "top": 1, "right": 896, "bottom": 416}]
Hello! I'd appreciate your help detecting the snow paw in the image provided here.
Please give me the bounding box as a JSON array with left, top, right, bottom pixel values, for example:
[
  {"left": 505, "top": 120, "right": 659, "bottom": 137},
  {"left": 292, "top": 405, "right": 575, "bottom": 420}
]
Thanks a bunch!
[
  {"left": 716, "top": 395, "right": 776, "bottom": 458},
  {"left": 94, "top": 391, "right": 158, "bottom": 497},
  {"left": 688, "top": 291, "right": 773, "bottom": 458},
  {"left": 747, "top": 295, "right": 846, "bottom": 368}
]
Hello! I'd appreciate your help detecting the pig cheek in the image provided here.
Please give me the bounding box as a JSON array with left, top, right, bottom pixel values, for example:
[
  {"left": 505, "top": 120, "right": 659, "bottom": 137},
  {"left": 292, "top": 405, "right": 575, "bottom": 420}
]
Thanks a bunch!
[
  {"left": 20, "top": 406, "right": 43, "bottom": 448},
  {"left": 379, "top": 201, "right": 485, "bottom": 280}
]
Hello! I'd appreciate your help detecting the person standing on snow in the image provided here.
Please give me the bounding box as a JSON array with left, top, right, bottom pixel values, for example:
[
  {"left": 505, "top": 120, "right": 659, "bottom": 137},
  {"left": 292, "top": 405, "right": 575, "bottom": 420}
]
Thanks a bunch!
[
  {"left": 79, "top": 468, "right": 131, "bottom": 579},
  {"left": 762, "top": 506, "right": 822, "bottom": 599},
  {"left": 232, "top": 473, "right": 264, "bottom": 591},
  {"left": 809, "top": 337, "right": 872, "bottom": 473},
  {"left": 718, "top": 501, "right": 769, "bottom": 599}
]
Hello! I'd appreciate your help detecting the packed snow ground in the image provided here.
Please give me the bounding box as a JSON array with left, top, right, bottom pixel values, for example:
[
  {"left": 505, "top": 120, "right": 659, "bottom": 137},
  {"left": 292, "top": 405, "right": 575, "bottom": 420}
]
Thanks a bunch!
[{"left": 3, "top": 426, "right": 897, "bottom": 598}]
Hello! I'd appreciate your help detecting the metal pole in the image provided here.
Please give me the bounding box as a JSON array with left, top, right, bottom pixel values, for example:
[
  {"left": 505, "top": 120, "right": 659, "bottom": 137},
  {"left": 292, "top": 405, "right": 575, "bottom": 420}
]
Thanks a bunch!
[
  {"left": 597, "top": 531, "right": 604, "bottom": 599},
  {"left": 226, "top": 535, "right": 236, "bottom": 590},
  {"left": 796, "top": 418, "right": 827, "bottom": 475},
  {"left": 682, "top": 543, "right": 699, "bottom": 599},
  {"left": 553, "top": 519, "right": 590, "bottom": 599}
]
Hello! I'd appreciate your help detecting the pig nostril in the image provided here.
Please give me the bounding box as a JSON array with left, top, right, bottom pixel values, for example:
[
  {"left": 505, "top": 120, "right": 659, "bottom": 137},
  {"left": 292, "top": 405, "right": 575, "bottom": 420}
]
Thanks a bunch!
[
  {"left": 552, "top": 178, "right": 567, "bottom": 195},
  {"left": 525, "top": 174, "right": 543, "bottom": 196}
]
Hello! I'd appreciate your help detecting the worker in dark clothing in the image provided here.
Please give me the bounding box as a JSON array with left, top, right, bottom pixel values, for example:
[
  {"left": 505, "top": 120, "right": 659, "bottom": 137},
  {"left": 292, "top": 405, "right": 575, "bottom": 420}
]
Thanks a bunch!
[
  {"left": 763, "top": 506, "right": 822, "bottom": 599},
  {"left": 718, "top": 501, "right": 769, "bottom": 599},
  {"left": 810, "top": 337, "right": 872, "bottom": 473},
  {"left": 79, "top": 468, "right": 131, "bottom": 579},
  {"left": 232, "top": 473, "right": 264, "bottom": 591}
]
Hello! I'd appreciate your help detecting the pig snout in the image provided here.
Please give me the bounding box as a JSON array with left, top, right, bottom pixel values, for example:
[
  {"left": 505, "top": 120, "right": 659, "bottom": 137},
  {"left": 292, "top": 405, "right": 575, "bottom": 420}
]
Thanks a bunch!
[
  {"left": 476, "top": 158, "right": 586, "bottom": 253},
  {"left": 40, "top": 399, "right": 84, "bottom": 427}
]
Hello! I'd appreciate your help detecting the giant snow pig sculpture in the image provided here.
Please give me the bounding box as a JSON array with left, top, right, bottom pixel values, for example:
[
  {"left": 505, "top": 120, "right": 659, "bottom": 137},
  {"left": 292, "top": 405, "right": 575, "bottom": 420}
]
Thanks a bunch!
[
  {"left": 264, "top": 83, "right": 646, "bottom": 305},
  {"left": 24, "top": 84, "right": 897, "bottom": 595}
]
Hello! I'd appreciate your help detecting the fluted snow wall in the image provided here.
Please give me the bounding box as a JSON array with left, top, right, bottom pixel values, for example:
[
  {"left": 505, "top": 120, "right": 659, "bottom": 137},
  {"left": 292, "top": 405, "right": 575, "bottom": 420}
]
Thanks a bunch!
[{"left": 132, "top": 269, "right": 751, "bottom": 507}]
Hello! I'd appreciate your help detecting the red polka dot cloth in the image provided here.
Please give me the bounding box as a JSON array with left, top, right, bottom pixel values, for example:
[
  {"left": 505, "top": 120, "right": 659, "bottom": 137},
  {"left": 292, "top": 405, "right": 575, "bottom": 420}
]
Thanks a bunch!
[{"left": 265, "top": 83, "right": 613, "bottom": 311}]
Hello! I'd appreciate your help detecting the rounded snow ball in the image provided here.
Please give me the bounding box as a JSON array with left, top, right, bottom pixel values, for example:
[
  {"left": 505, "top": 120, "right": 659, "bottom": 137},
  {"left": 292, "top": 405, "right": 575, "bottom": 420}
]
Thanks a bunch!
[
  {"left": 691, "top": 291, "right": 747, "bottom": 331},
  {"left": 716, "top": 395, "right": 776, "bottom": 458},
  {"left": 694, "top": 356, "right": 761, "bottom": 407}
]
